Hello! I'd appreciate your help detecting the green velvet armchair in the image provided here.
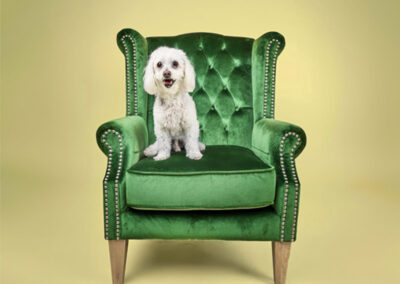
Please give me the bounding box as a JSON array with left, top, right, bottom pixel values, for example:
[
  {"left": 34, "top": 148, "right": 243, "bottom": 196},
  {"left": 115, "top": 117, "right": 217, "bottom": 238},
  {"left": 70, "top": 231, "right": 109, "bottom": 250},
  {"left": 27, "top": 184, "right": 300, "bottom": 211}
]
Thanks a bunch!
[{"left": 96, "top": 28, "right": 306, "bottom": 284}]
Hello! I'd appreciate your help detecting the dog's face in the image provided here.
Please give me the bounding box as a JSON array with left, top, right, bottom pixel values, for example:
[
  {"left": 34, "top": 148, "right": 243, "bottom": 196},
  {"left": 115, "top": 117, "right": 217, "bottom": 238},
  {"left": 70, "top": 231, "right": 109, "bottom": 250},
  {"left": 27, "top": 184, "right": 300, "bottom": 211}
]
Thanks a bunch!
[{"left": 143, "top": 47, "right": 195, "bottom": 97}]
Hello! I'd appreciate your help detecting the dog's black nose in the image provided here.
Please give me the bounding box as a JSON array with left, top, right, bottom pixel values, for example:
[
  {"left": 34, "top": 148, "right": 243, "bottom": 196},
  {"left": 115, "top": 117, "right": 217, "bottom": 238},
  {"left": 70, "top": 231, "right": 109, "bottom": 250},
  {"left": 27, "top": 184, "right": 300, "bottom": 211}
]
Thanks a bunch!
[{"left": 163, "top": 70, "right": 171, "bottom": 78}]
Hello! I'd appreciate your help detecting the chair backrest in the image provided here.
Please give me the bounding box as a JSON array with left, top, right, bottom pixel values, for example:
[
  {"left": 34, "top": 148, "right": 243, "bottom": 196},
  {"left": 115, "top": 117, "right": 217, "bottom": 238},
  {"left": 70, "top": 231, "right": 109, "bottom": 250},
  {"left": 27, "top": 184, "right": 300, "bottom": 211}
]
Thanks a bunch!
[
  {"left": 146, "top": 33, "right": 254, "bottom": 148},
  {"left": 117, "top": 29, "right": 285, "bottom": 149}
]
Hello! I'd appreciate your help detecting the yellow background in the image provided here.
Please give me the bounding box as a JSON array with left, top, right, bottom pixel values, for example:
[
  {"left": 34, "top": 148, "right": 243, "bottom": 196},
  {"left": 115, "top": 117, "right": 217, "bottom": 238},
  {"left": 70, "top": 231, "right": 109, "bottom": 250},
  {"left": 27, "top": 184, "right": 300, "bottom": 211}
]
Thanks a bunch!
[{"left": 1, "top": 0, "right": 399, "bottom": 283}]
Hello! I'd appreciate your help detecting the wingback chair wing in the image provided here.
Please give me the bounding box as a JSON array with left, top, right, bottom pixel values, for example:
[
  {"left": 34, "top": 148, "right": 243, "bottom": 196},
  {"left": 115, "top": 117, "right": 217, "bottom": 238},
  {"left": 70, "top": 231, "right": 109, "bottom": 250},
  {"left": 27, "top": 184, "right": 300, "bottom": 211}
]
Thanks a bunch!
[{"left": 96, "top": 28, "right": 307, "bottom": 284}]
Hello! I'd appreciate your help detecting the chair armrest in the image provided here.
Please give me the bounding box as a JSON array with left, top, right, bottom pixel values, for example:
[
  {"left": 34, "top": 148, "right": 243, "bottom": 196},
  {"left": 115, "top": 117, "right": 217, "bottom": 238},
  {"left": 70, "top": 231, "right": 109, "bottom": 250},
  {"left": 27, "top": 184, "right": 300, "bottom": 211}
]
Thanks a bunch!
[
  {"left": 252, "top": 118, "right": 306, "bottom": 159},
  {"left": 252, "top": 118, "right": 307, "bottom": 242},
  {"left": 96, "top": 115, "right": 148, "bottom": 240}
]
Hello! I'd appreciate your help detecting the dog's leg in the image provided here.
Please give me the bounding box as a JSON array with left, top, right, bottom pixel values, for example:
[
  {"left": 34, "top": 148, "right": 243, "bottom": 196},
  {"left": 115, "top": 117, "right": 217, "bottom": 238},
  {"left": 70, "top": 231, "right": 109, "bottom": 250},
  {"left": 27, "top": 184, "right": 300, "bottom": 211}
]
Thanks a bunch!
[
  {"left": 172, "top": 139, "right": 181, "bottom": 152},
  {"left": 199, "top": 142, "right": 206, "bottom": 152},
  {"left": 154, "top": 131, "right": 171, "bottom": 161},
  {"left": 185, "top": 140, "right": 202, "bottom": 160},
  {"left": 184, "top": 127, "right": 202, "bottom": 160},
  {"left": 144, "top": 141, "right": 158, "bottom": 157}
]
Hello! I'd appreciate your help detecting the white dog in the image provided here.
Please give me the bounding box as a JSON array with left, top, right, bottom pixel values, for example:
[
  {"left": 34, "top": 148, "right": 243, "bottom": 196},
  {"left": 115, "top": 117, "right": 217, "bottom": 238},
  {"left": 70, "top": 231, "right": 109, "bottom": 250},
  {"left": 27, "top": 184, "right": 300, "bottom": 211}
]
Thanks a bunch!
[{"left": 143, "top": 46, "right": 205, "bottom": 161}]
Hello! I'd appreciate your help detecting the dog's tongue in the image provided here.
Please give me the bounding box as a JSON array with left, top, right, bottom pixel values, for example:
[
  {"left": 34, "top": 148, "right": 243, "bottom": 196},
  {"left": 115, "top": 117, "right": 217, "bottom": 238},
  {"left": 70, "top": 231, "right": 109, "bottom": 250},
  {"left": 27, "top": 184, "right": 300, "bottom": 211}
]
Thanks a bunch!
[{"left": 165, "top": 80, "right": 172, "bottom": 86}]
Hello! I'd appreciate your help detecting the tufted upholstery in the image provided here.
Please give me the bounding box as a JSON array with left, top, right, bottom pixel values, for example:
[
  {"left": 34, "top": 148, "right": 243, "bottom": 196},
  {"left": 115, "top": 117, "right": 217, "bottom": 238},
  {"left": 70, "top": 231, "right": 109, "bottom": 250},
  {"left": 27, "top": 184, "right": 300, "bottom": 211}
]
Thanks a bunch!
[
  {"left": 117, "top": 29, "right": 285, "bottom": 148},
  {"left": 147, "top": 34, "right": 254, "bottom": 147},
  {"left": 126, "top": 145, "right": 276, "bottom": 210},
  {"left": 98, "top": 29, "right": 307, "bottom": 243}
]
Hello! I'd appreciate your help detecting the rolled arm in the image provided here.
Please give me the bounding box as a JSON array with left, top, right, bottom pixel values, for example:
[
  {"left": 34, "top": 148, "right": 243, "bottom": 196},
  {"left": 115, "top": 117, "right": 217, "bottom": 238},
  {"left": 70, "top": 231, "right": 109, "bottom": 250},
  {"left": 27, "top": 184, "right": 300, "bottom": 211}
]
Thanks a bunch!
[
  {"left": 96, "top": 115, "right": 148, "bottom": 240},
  {"left": 252, "top": 118, "right": 306, "bottom": 242}
]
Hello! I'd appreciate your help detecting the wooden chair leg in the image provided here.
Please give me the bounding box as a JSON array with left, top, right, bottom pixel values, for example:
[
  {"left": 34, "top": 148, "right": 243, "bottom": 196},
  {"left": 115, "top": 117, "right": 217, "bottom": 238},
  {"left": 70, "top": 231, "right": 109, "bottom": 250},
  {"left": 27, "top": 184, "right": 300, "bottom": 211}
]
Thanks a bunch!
[
  {"left": 109, "top": 240, "right": 129, "bottom": 284},
  {"left": 272, "top": 241, "right": 291, "bottom": 284}
]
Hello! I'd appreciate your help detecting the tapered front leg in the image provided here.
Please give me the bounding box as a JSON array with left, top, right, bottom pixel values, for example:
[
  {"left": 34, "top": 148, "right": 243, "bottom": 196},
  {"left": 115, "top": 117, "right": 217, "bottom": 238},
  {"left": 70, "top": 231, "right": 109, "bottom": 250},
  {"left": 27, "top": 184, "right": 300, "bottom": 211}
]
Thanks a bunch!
[
  {"left": 109, "top": 240, "right": 129, "bottom": 284},
  {"left": 272, "top": 241, "right": 291, "bottom": 284}
]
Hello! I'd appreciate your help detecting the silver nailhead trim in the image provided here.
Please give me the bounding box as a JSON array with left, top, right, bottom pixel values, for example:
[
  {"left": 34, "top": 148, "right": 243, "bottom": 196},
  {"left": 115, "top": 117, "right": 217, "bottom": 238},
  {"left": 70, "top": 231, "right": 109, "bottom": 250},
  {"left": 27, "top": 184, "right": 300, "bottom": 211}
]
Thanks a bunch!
[
  {"left": 279, "top": 132, "right": 301, "bottom": 241},
  {"left": 121, "top": 34, "right": 138, "bottom": 116},
  {"left": 101, "top": 129, "right": 123, "bottom": 240},
  {"left": 263, "top": 39, "right": 281, "bottom": 119}
]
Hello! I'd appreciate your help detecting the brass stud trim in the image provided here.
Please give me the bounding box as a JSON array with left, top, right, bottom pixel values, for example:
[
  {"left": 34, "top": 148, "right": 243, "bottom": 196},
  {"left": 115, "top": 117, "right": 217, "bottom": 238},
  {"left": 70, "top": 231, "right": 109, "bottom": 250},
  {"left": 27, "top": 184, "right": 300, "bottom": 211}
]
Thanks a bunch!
[
  {"left": 101, "top": 129, "right": 123, "bottom": 240},
  {"left": 121, "top": 34, "right": 138, "bottom": 116},
  {"left": 279, "top": 132, "right": 301, "bottom": 241}
]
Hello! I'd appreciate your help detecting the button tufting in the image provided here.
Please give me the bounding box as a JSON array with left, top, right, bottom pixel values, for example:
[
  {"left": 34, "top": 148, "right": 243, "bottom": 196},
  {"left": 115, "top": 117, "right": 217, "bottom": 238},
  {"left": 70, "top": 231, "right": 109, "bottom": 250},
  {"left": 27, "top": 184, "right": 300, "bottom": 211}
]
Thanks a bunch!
[
  {"left": 221, "top": 42, "right": 227, "bottom": 50},
  {"left": 232, "top": 58, "right": 241, "bottom": 66},
  {"left": 146, "top": 34, "right": 254, "bottom": 148}
]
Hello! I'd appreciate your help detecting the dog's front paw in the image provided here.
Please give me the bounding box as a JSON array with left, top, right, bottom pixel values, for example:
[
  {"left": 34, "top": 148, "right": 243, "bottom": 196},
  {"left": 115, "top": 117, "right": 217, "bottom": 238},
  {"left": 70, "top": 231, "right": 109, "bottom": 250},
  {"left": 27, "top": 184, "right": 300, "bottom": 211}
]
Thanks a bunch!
[
  {"left": 186, "top": 151, "right": 203, "bottom": 160},
  {"left": 199, "top": 142, "right": 206, "bottom": 152},
  {"left": 144, "top": 146, "right": 157, "bottom": 157},
  {"left": 154, "top": 152, "right": 170, "bottom": 161}
]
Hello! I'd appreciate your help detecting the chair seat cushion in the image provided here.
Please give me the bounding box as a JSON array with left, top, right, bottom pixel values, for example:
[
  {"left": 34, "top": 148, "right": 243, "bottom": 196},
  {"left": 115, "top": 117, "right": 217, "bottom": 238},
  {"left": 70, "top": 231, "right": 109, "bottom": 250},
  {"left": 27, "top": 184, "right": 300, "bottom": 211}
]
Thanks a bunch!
[{"left": 126, "top": 145, "right": 276, "bottom": 210}]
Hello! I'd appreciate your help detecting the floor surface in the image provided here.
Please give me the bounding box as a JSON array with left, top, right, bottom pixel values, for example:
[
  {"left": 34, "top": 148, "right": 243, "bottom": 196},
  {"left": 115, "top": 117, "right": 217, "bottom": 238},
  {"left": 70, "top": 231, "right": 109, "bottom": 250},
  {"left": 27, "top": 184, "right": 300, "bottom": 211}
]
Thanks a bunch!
[{"left": 2, "top": 169, "right": 399, "bottom": 284}]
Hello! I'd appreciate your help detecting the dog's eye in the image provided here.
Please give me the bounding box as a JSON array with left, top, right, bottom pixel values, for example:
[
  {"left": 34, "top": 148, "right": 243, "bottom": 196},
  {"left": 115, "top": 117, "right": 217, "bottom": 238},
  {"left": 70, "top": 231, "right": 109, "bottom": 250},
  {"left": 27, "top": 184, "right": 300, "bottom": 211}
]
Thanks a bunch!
[
  {"left": 157, "top": 62, "right": 162, "bottom": 68},
  {"left": 172, "top": 61, "right": 179, "bottom": 68}
]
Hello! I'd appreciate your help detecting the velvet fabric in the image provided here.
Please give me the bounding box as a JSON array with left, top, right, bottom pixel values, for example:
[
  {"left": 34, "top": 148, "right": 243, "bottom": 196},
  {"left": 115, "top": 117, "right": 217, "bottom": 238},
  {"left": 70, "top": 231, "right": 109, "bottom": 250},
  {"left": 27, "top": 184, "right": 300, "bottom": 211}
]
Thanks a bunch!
[
  {"left": 96, "top": 115, "right": 148, "bottom": 240},
  {"left": 126, "top": 146, "right": 276, "bottom": 210},
  {"left": 96, "top": 29, "right": 307, "bottom": 242},
  {"left": 146, "top": 33, "right": 255, "bottom": 148},
  {"left": 252, "top": 118, "right": 306, "bottom": 241},
  {"left": 120, "top": 207, "right": 281, "bottom": 241},
  {"left": 129, "top": 145, "right": 268, "bottom": 174},
  {"left": 117, "top": 29, "right": 149, "bottom": 119},
  {"left": 252, "top": 32, "right": 285, "bottom": 122}
]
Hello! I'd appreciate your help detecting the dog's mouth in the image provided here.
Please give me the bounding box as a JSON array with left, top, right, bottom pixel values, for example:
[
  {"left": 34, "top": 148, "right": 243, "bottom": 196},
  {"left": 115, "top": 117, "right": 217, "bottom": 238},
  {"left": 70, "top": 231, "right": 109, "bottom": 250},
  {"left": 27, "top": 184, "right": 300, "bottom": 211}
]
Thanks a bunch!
[{"left": 163, "top": 78, "right": 175, "bottom": 88}]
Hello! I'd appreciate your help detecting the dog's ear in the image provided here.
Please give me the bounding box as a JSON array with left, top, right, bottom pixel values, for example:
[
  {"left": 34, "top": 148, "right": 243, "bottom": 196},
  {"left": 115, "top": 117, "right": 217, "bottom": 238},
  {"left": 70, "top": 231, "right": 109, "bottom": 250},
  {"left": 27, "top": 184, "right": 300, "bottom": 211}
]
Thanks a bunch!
[
  {"left": 183, "top": 54, "right": 196, "bottom": 92},
  {"left": 143, "top": 54, "right": 157, "bottom": 95}
]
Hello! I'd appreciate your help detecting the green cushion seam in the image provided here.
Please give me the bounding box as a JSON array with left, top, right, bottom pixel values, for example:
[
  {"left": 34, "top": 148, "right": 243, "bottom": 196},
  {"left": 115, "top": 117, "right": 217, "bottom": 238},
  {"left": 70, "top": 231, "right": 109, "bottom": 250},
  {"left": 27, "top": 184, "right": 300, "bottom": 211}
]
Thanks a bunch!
[
  {"left": 128, "top": 202, "right": 274, "bottom": 211},
  {"left": 127, "top": 167, "right": 274, "bottom": 176},
  {"left": 251, "top": 144, "right": 270, "bottom": 155}
]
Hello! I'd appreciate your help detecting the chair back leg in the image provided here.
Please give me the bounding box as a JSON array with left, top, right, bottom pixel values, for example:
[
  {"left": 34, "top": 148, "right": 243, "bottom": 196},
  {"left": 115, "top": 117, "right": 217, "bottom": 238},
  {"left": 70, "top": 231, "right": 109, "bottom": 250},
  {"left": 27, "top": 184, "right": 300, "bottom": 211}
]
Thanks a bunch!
[
  {"left": 109, "top": 240, "right": 129, "bottom": 284},
  {"left": 272, "top": 241, "right": 291, "bottom": 284}
]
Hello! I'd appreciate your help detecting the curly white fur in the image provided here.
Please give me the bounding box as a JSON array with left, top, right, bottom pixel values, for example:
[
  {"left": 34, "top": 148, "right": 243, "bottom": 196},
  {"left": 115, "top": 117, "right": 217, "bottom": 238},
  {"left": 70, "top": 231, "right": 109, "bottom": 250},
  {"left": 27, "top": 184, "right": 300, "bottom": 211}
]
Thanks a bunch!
[{"left": 143, "top": 46, "right": 205, "bottom": 160}]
